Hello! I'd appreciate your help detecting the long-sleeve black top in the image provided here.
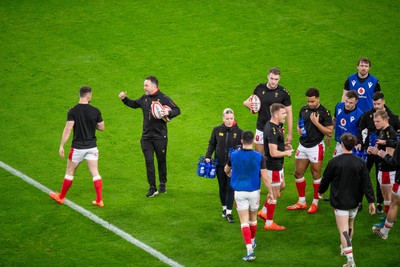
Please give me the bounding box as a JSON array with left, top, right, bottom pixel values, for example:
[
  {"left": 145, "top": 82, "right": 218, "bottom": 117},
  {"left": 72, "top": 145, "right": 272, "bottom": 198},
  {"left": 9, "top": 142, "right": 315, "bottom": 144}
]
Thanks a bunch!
[
  {"left": 122, "top": 89, "right": 180, "bottom": 140},
  {"left": 205, "top": 123, "right": 243, "bottom": 166},
  {"left": 319, "top": 153, "right": 375, "bottom": 210}
]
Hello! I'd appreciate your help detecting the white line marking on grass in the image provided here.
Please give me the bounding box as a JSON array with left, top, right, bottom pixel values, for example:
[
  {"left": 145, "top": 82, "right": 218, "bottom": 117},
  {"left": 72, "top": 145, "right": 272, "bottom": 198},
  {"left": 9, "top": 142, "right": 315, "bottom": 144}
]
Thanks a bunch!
[{"left": 0, "top": 161, "right": 184, "bottom": 267}]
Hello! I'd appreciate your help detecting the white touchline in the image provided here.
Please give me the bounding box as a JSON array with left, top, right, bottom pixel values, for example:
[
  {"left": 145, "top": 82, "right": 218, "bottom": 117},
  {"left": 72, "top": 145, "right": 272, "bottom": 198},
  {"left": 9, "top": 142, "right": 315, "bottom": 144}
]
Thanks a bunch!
[{"left": 0, "top": 161, "right": 184, "bottom": 267}]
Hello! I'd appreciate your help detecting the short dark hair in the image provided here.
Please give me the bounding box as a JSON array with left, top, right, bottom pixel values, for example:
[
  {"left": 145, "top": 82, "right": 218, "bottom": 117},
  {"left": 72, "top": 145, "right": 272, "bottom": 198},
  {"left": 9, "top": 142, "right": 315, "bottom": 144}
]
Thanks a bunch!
[
  {"left": 80, "top": 86, "right": 92, "bottom": 97},
  {"left": 268, "top": 67, "right": 281, "bottom": 76},
  {"left": 241, "top": 130, "right": 254, "bottom": 145},
  {"left": 357, "top": 57, "right": 371, "bottom": 67},
  {"left": 372, "top": 92, "right": 384, "bottom": 101},
  {"left": 145, "top": 76, "right": 159, "bottom": 87},
  {"left": 270, "top": 103, "right": 286, "bottom": 115},
  {"left": 305, "top": 88, "right": 319, "bottom": 98},
  {"left": 340, "top": 133, "right": 357, "bottom": 151},
  {"left": 345, "top": 90, "right": 359, "bottom": 100}
]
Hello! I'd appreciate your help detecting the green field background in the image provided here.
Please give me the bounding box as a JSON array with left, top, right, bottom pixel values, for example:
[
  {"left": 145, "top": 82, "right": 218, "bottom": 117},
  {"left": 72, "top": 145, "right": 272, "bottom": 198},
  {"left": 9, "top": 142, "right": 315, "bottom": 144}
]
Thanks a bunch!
[{"left": 1, "top": 0, "right": 399, "bottom": 266}]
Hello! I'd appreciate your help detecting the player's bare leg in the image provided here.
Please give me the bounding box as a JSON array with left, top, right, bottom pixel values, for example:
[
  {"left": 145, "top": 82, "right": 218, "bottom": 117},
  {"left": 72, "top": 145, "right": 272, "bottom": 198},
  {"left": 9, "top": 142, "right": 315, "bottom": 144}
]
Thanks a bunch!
[
  {"left": 336, "top": 214, "right": 355, "bottom": 266},
  {"left": 254, "top": 143, "right": 264, "bottom": 155}
]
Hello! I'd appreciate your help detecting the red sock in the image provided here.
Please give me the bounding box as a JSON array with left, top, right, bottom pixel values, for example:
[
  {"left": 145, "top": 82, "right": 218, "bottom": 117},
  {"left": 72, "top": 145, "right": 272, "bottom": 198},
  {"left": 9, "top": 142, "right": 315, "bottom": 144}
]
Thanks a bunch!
[
  {"left": 93, "top": 179, "right": 103, "bottom": 202},
  {"left": 384, "top": 204, "right": 390, "bottom": 215},
  {"left": 249, "top": 222, "right": 257, "bottom": 239},
  {"left": 59, "top": 178, "right": 73, "bottom": 199},
  {"left": 241, "top": 225, "right": 252, "bottom": 245},
  {"left": 296, "top": 178, "right": 306, "bottom": 198},
  {"left": 266, "top": 201, "right": 277, "bottom": 221},
  {"left": 313, "top": 181, "right": 320, "bottom": 200},
  {"left": 263, "top": 199, "right": 270, "bottom": 213},
  {"left": 263, "top": 199, "right": 269, "bottom": 209}
]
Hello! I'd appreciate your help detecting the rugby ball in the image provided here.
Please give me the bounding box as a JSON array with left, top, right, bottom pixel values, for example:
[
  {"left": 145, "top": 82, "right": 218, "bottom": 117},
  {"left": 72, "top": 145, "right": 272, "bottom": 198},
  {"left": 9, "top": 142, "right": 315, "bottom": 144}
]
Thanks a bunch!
[
  {"left": 162, "top": 105, "right": 171, "bottom": 122},
  {"left": 249, "top": 94, "right": 261, "bottom": 114},
  {"left": 151, "top": 101, "right": 163, "bottom": 119}
]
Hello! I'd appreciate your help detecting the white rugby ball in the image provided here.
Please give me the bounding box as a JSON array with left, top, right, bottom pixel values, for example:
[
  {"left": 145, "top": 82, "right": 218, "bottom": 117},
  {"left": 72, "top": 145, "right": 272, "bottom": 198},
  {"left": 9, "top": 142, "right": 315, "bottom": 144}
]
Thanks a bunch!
[
  {"left": 162, "top": 105, "right": 171, "bottom": 122},
  {"left": 249, "top": 94, "right": 261, "bottom": 114},
  {"left": 151, "top": 101, "right": 163, "bottom": 119}
]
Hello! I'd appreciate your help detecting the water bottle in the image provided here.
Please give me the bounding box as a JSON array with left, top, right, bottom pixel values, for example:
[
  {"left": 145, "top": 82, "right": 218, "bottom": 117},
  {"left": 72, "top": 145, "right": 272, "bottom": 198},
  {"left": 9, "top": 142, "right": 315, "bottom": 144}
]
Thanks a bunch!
[
  {"left": 205, "top": 162, "right": 211, "bottom": 178},
  {"left": 208, "top": 160, "right": 217, "bottom": 178},
  {"left": 298, "top": 118, "right": 307, "bottom": 138},
  {"left": 362, "top": 149, "right": 368, "bottom": 162},
  {"left": 197, "top": 156, "right": 206, "bottom": 177},
  {"left": 369, "top": 133, "right": 377, "bottom": 147}
]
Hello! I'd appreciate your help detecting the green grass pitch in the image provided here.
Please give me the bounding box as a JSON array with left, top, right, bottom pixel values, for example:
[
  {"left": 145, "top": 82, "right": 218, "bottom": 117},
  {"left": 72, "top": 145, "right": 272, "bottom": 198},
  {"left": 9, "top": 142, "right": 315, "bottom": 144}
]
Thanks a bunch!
[{"left": 1, "top": 0, "right": 399, "bottom": 266}]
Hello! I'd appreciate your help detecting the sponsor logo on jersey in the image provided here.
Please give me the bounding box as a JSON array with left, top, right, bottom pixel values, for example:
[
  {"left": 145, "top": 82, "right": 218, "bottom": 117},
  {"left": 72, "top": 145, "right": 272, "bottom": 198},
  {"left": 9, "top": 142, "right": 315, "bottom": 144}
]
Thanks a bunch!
[
  {"left": 368, "top": 82, "right": 374, "bottom": 88},
  {"left": 340, "top": 118, "right": 347, "bottom": 126},
  {"left": 351, "top": 80, "right": 356, "bottom": 86},
  {"left": 338, "top": 108, "right": 342, "bottom": 115},
  {"left": 350, "top": 116, "right": 355, "bottom": 122},
  {"left": 357, "top": 87, "right": 365, "bottom": 95},
  {"left": 219, "top": 132, "right": 224, "bottom": 136}
]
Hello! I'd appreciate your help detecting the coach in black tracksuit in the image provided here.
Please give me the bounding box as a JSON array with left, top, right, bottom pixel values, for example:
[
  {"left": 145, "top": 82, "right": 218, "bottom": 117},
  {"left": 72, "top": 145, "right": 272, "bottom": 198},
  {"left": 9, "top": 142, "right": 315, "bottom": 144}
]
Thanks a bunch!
[
  {"left": 119, "top": 76, "right": 180, "bottom": 197},
  {"left": 205, "top": 108, "right": 243, "bottom": 223}
]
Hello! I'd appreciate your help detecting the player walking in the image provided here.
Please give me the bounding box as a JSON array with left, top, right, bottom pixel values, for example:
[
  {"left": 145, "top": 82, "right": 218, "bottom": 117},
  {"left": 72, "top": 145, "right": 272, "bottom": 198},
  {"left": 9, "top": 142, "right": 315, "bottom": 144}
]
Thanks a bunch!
[
  {"left": 319, "top": 133, "right": 375, "bottom": 267},
  {"left": 50, "top": 86, "right": 105, "bottom": 207},
  {"left": 225, "top": 131, "right": 273, "bottom": 261}
]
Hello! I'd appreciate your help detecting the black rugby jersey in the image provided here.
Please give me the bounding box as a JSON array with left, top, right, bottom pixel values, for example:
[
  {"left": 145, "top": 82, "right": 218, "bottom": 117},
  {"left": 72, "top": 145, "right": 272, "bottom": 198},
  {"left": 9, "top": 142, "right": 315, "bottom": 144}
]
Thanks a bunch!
[
  {"left": 67, "top": 104, "right": 103, "bottom": 149},
  {"left": 253, "top": 83, "right": 291, "bottom": 131},
  {"left": 298, "top": 104, "right": 333, "bottom": 148},
  {"left": 264, "top": 121, "right": 285, "bottom": 170}
]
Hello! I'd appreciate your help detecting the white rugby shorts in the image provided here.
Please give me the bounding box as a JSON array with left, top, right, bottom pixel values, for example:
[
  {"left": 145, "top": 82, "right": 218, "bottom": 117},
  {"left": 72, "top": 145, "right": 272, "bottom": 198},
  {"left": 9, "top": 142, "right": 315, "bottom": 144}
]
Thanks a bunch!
[
  {"left": 378, "top": 171, "right": 396, "bottom": 186},
  {"left": 333, "top": 142, "right": 343, "bottom": 157},
  {"left": 68, "top": 147, "right": 99, "bottom": 163},
  {"left": 235, "top": 190, "right": 260, "bottom": 211},
  {"left": 295, "top": 141, "right": 325, "bottom": 163},
  {"left": 254, "top": 129, "right": 264, "bottom": 145},
  {"left": 267, "top": 169, "right": 284, "bottom": 186},
  {"left": 334, "top": 207, "right": 358, "bottom": 219},
  {"left": 392, "top": 182, "right": 400, "bottom": 196}
]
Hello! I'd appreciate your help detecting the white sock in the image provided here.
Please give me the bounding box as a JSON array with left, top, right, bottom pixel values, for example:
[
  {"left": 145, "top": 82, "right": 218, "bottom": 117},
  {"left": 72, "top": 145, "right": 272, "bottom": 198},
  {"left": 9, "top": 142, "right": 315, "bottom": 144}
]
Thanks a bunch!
[{"left": 246, "top": 244, "right": 253, "bottom": 255}]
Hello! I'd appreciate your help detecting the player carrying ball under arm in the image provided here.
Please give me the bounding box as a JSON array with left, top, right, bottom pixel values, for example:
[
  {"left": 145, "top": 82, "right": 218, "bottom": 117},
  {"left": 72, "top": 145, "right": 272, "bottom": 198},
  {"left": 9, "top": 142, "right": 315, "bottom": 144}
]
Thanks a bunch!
[
  {"left": 258, "top": 103, "right": 293, "bottom": 230},
  {"left": 243, "top": 68, "right": 293, "bottom": 155},
  {"left": 50, "top": 86, "right": 105, "bottom": 207},
  {"left": 287, "top": 88, "right": 333, "bottom": 214}
]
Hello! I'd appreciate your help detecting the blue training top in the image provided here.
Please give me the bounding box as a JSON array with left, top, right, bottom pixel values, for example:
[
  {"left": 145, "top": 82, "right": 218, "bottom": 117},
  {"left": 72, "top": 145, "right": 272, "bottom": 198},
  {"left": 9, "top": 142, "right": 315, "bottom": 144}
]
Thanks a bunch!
[
  {"left": 229, "top": 149, "right": 262, "bottom": 191},
  {"left": 334, "top": 102, "right": 364, "bottom": 142},
  {"left": 347, "top": 73, "right": 378, "bottom": 113}
]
